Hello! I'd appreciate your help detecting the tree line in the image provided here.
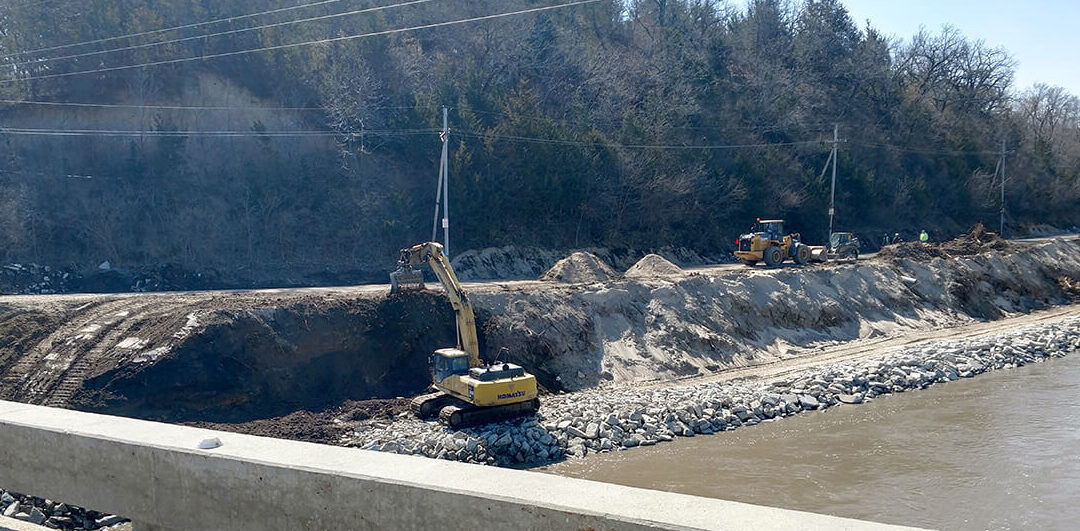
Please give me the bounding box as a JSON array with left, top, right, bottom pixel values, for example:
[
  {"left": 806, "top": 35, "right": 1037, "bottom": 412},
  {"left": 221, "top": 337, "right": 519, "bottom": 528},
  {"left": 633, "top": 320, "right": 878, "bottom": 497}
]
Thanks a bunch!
[{"left": 0, "top": 0, "right": 1076, "bottom": 285}]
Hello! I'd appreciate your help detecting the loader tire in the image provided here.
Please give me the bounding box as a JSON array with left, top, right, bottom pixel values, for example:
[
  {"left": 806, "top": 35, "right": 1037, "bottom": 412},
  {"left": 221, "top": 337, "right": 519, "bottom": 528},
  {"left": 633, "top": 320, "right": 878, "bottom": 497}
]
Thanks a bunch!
[
  {"left": 793, "top": 244, "right": 810, "bottom": 265},
  {"left": 763, "top": 246, "right": 783, "bottom": 267}
]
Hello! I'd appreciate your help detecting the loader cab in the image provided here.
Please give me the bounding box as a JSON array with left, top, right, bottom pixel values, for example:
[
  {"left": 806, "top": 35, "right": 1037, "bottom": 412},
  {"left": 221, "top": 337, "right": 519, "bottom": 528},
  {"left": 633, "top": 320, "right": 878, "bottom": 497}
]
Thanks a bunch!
[
  {"left": 756, "top": 219, "right": 785, "bottom": 241},
  {"left": 433, "top": 348, "right": 470, "bottom": 382}
]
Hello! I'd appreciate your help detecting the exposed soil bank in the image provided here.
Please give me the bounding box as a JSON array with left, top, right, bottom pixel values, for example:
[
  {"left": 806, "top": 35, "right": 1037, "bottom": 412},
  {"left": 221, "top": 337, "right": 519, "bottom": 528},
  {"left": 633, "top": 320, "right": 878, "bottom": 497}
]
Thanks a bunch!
[
  {"left": 0, "top": 290, "right": 453, "bottom": 422},
  {"left": 0, "top": 237, "right": 1077, "bottom": 428}
]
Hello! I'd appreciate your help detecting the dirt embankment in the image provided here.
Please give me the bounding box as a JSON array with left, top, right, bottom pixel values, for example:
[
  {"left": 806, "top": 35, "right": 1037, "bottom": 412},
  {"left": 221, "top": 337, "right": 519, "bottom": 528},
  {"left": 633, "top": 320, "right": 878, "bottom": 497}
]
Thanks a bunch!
[
  {"left": 0, "top": 234, "right": 1078, "bottom": 429},
  {"left": 0, "top": 290, "right": 453, "bottom": 423}
]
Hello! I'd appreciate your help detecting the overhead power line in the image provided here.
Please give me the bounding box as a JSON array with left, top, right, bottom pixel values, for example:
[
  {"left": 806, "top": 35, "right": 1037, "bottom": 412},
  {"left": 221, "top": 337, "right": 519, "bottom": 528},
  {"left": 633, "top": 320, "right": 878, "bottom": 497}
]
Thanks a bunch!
[
  {"left": 0, "top": 99, "right": 425, "bottom": 112},
  {"left": 0, "top": 167, "right": 95, "bottom": 180},
  {"left": 0, "top": 0, "right": 601, "bottom": 85},
  {"left": 0, "top": 99, "right": 325, "bottom": 111},
  {"left": 8, "top": 0, "right": 439, "bottom": 69},
  {"left": 1, "top": 0, "right": 352, "bottom": 60},
  {"left": 0, "top": 127, "right": 439, "bottom": 138}
]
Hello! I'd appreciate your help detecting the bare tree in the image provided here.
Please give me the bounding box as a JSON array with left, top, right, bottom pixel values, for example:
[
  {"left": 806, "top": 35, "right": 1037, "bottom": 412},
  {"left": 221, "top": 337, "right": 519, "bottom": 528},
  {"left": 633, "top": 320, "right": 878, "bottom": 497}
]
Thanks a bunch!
[{"left": 1018, "top": 83, "right": 1080, "bottom": 156}]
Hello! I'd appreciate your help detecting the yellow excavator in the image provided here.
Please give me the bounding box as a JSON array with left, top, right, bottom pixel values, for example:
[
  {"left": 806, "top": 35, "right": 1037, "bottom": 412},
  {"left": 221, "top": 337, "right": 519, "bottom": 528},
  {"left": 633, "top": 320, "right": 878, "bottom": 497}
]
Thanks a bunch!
[{"left": 389, "top": 242, "right": 539, "bottom": 428}]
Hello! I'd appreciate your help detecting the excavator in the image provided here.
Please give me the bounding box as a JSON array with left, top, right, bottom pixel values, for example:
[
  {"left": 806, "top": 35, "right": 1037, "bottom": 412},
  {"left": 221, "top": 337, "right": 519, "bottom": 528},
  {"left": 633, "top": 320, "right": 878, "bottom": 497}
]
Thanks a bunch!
[{"left": 389, "top": 242, "right": 539, "bottom": 428}]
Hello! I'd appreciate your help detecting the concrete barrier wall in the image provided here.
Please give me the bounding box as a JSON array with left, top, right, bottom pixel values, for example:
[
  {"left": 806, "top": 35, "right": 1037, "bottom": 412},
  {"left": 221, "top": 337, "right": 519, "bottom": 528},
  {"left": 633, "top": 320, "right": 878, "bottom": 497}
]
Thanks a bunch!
[{"left": 0, "top": 401, "right": 917, "bottom": 530}]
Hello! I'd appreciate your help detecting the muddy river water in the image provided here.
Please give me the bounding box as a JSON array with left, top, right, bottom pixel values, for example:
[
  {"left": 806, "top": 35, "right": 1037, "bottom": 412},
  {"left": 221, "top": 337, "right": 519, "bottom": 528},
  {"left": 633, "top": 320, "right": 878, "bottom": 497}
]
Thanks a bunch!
[{"left": 543, "top": 352, "right": 1080, "bottom": 530}]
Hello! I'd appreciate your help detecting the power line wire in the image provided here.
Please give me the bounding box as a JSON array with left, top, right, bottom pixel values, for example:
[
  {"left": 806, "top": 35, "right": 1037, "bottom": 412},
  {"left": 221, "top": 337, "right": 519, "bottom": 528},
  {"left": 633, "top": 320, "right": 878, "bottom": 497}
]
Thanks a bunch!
[
  {"left": 8, "top": 0, "right": 438, "bottom": 69},
  {"left": 1, "top": 0, "right": 352, "bottom": 60},
  {"left": 0, "top": 127, "right": 439, "bottom": 138},
  {"left": 0, "top": 99, "right": 323, "bottom": 111},
  {"left": 0, "top": 99, "right": 421, "bottom": 112},
  {"left": 0, "top": 0, "right": 601, "bottom": 84},
  {"left": 0, "top": 167, "right": 95, "bottom": 180}
]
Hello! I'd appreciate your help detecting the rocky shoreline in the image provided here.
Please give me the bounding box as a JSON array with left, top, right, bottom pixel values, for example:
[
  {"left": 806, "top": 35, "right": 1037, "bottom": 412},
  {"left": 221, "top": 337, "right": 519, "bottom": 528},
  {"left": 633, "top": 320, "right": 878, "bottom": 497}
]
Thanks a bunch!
[{"left": 342, "top": 315, "right": 1080, "bottom": 467}]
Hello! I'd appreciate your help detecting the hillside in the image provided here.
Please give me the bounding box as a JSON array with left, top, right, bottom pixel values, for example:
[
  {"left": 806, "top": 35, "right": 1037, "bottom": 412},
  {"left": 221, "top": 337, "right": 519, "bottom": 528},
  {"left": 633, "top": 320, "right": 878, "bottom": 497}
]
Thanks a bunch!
[{"left": 0, "top": 0, "right": 1077, "bottom": 288}]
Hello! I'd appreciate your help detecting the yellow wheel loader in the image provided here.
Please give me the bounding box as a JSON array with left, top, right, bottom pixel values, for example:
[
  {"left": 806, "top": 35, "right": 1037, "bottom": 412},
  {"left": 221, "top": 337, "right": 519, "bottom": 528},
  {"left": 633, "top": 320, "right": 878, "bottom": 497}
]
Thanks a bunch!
[
  {"left": 734, "top": 219, "right": 828, "bottom": 267},
  {"left": 389, "top": 242, "right": 539, "bottom": 428}
]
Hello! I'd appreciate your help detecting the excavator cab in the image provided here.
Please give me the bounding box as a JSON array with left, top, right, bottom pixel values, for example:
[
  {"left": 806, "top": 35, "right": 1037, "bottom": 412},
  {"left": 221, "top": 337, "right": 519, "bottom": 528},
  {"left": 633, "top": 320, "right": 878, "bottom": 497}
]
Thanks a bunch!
[{"left": 432, "top": 348, "right": 470, "bottom": 382}]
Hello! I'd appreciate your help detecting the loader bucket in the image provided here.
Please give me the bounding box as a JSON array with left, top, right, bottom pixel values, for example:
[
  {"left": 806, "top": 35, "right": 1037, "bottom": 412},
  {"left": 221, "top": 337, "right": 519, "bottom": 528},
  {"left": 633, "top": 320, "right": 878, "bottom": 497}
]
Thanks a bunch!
[{"left": 389, "top": 267, "right": 425, "bottom": 294}]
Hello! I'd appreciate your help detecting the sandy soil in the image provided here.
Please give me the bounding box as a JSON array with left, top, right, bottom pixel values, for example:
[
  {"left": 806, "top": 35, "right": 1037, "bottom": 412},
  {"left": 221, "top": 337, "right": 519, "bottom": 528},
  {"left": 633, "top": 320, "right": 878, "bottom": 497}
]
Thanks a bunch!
[{"left": 648, "top": 302, "right": 1080, "bottom": 389}]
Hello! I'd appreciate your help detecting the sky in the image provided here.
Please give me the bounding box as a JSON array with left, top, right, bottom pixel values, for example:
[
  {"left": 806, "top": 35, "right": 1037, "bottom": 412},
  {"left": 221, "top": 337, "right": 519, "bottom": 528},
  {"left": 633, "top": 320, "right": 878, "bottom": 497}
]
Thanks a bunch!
[{"left": 839, "top": 0, "right": 1080, "bottom": 95}]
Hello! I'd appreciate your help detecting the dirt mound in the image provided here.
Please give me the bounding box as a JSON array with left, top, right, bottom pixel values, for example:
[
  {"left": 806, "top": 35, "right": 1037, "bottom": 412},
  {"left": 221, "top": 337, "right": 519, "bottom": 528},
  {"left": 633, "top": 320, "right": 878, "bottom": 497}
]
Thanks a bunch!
[
  {"left": 876, "top": 242, "right": 945, "bottom": 262},
  {"left": 878, "top": 224, "right": 1011, "bottom": 263},
  {"left": 939, "top": 223, "right": 1010, "bottom": 256},
  {"left": 187, "top": 398, "right": 410, "bottom": 444},
  {"left": 540, "top": 252, "right": 617, "bottom": 283},
  {"left": 624, "top": 254, "right": 684, "bottom": 278},
  {"left": 451, "top": 246, "right": 562, "bottom": 281}
]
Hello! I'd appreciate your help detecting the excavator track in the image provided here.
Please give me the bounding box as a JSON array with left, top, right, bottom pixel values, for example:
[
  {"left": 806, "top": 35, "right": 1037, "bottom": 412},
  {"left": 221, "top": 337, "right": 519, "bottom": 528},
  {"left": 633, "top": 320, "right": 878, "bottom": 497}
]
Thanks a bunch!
[
  {"left": 411, "top": 391, "right": 457, "bottom": 419},
  {"left": 438, "top": 398, "right": 540, "bottom": 429}
]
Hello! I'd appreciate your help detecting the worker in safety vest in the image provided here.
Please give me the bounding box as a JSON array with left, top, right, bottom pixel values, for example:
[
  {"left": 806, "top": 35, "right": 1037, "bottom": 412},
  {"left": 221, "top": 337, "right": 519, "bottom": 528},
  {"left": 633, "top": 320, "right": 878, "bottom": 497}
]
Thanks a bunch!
[{"left": 919, "top": 230, "right": 929, "bottom": 242}]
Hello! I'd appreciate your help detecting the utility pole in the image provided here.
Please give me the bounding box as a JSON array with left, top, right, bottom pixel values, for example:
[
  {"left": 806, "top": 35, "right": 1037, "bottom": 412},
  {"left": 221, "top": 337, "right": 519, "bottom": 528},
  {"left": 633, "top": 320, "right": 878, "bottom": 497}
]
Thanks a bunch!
[
  {"left": 430, "top": 106, "right": 451, "bottom": 256},
  {"left": 440, "top": 106, "right": 450, "bottom": 257},
  {"left": 999, "top": 138, "right": 1006, "bottom": 237},
  {"left": 828, "top": 124, "right": 839, "bottom": 242}
]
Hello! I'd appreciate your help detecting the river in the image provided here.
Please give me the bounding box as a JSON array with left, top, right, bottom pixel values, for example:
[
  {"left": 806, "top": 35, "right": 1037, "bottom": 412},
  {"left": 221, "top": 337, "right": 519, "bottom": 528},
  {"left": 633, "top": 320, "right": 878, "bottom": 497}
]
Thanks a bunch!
[{"left": 542, "top": 351, "right": 1080, "bottom": 530}]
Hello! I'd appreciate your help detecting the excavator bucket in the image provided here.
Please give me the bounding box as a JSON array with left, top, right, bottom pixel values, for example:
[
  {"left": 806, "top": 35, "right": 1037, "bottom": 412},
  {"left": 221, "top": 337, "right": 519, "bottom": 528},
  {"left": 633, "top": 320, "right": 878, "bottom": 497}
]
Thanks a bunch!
[{"left": 389, "top": 266, "right": 425, "bottom": 294}]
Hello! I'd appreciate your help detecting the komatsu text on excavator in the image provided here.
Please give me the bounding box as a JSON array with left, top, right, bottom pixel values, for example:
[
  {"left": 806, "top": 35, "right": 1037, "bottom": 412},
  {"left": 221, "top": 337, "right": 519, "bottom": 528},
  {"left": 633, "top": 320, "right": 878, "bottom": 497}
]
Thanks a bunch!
[{"left": 389, "top": 242, "right": 539, "bottom": 428}]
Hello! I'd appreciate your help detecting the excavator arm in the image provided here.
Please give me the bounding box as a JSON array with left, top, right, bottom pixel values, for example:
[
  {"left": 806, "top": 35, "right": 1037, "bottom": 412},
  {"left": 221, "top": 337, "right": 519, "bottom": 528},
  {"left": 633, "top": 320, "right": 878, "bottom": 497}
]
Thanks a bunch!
[{"left": 390, "top": 242, "right": 481, "bottom": 367}]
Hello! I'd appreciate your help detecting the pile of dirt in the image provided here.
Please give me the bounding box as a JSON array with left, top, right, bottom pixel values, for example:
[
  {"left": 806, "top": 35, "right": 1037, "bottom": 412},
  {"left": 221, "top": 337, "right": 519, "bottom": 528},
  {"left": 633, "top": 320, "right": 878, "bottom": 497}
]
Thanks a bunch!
[
  {"left": 876, "top": 242, "right": 945, "bottom": 262},
  {"left": 451, "top": 246, "right": 562, "bottom": 281},
  {"left": 939, "top": 223, "right": 1010, "bottom": 256},
  {"left": 540, "top": 252, "right": 617, "bottom": 283},
  {"left": 186, "top": 398, "right": 410, "bottom": 445},
  {"left": 453, "top": 245, "right": 715, "bottom": 281},
  {"left": 624, "top": 254, "right": 684, "bottom": 278},
  {"left": 877, "top": 224, "right": 1011, "bottom": 263}
]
